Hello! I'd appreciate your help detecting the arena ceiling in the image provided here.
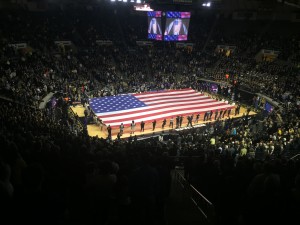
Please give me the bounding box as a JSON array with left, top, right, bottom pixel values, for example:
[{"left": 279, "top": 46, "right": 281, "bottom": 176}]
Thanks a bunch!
[{"left": 1, "top": 0, "right": 299, "bottom": 12}]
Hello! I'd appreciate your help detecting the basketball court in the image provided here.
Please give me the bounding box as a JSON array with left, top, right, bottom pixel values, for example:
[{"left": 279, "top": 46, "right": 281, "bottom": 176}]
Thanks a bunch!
[{"left": 71, "top": 104, "right": 256, "bottom": 140}]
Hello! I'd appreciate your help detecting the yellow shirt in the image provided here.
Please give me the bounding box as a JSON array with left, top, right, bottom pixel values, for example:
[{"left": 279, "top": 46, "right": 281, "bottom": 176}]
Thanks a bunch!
[
  {"left": 240, "top": 148, "right": 247, "bottom": 156},
  {"left": 210, "top": 138, "right": 216, "bottom": 145}
]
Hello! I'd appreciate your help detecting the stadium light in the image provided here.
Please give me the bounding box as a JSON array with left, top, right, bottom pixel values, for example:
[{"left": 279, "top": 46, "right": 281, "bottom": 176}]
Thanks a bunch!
[
  {"left": 202, "top": 2, "right": 211, "bottom": 7},
  {"left": 130, "top": 0, "right": 134, "bottom": 2},
  {"left": 134, "top": 3, "right": 153, "bottom": 11},
  {"left": 136, "top": 0, "right": 141, "bottom": 3},
  {"left": 123, "top": 0, "right": 127, "bottom": 2},
  {"left": 110, "top": 0, "right": 116, "bottom": 1}
]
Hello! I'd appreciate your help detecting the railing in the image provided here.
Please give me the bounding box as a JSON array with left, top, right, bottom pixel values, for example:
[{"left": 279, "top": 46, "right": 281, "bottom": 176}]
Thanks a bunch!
[
  {"left": 0, "top": 94, "right": 38, "bottom": 109},
  {"left": 290, "top": 154, "right": 300, "bottom": 161},
  {"left": 173, "top": 168, "right": 216, "bottom": 225}
]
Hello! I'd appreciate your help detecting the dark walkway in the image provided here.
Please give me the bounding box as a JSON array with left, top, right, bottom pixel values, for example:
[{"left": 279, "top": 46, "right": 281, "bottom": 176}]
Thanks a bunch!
[{"left": 166, "top": 170, "right": 207, "bottom": 225}]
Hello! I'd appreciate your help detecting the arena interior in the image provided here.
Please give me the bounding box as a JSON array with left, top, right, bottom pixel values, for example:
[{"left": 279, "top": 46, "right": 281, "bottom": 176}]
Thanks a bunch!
[{"left": 0, "top": 0, "right": 300, "bottom": 225}]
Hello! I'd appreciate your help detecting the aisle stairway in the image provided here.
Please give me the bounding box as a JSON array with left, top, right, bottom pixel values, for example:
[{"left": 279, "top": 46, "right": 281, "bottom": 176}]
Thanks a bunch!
[{"left": 166, "top": 169, "right": 215, "bottom": 225}]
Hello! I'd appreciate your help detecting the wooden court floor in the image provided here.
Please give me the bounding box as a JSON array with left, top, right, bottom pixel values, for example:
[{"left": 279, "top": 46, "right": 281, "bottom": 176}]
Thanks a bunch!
[{"left": 71, "top": 104, "right": 256, "bottom": 140}]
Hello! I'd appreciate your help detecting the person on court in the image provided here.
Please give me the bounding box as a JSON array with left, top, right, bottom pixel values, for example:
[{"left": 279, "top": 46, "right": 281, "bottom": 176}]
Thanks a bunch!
[
  {"left": 169, "top": 117, "right": 174, "bottom": 128},
  {"left": 107, "top": 125, "right": 112, "bottom": 139},
  {"left": 130, "top": 120, "right": 135, "bottom": 134},
  {"left": 152, "top": 119, "right": 156, "bottom": 131},
  {"left": 141, "top": 121, "right": 145, "bottom": 132},
  {"left": 119, "top": 123, "right": 124, "bottom": 135},
  {"left": 162, "top": 118, "right": 167, "bottom": 129}
]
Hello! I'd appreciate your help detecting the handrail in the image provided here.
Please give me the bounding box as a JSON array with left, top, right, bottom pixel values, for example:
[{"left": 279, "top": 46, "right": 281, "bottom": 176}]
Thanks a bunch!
[
  {"left": 174, "top": 169, "right": 216, "bottom": 225},
  {"left": 0, "top": 95, "right": 37, "bottom": 109},
  {"left": 175, "top": 170, "right": 213, "bottom": 205},
  {"left": 290, "top": 154, "right": 300, "bottom": 160},
  {"left": 190, "top": 184, "right": 213, "bottom": 206}
]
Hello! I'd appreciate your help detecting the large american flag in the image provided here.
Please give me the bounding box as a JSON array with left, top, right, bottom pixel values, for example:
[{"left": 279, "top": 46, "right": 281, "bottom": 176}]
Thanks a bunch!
[{"left": 89, "top": 88, "right": 234, "bottom": 128}]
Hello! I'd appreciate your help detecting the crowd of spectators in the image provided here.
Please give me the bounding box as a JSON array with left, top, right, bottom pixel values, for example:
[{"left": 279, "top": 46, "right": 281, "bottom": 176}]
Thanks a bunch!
[
  {"left": 0, "top": 5, "right": 300, "bottom": 225},
  {"left": 0, "top": 99, "right": 174, "bottom": 225}
]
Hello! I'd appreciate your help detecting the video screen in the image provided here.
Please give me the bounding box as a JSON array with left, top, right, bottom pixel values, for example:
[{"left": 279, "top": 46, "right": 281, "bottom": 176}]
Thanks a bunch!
[
  {"left": 164, "top": 11, "right": 191, "bottom": 41},
  {"left": 147, "top": 11, "right": 162, "bottom": 41}
]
